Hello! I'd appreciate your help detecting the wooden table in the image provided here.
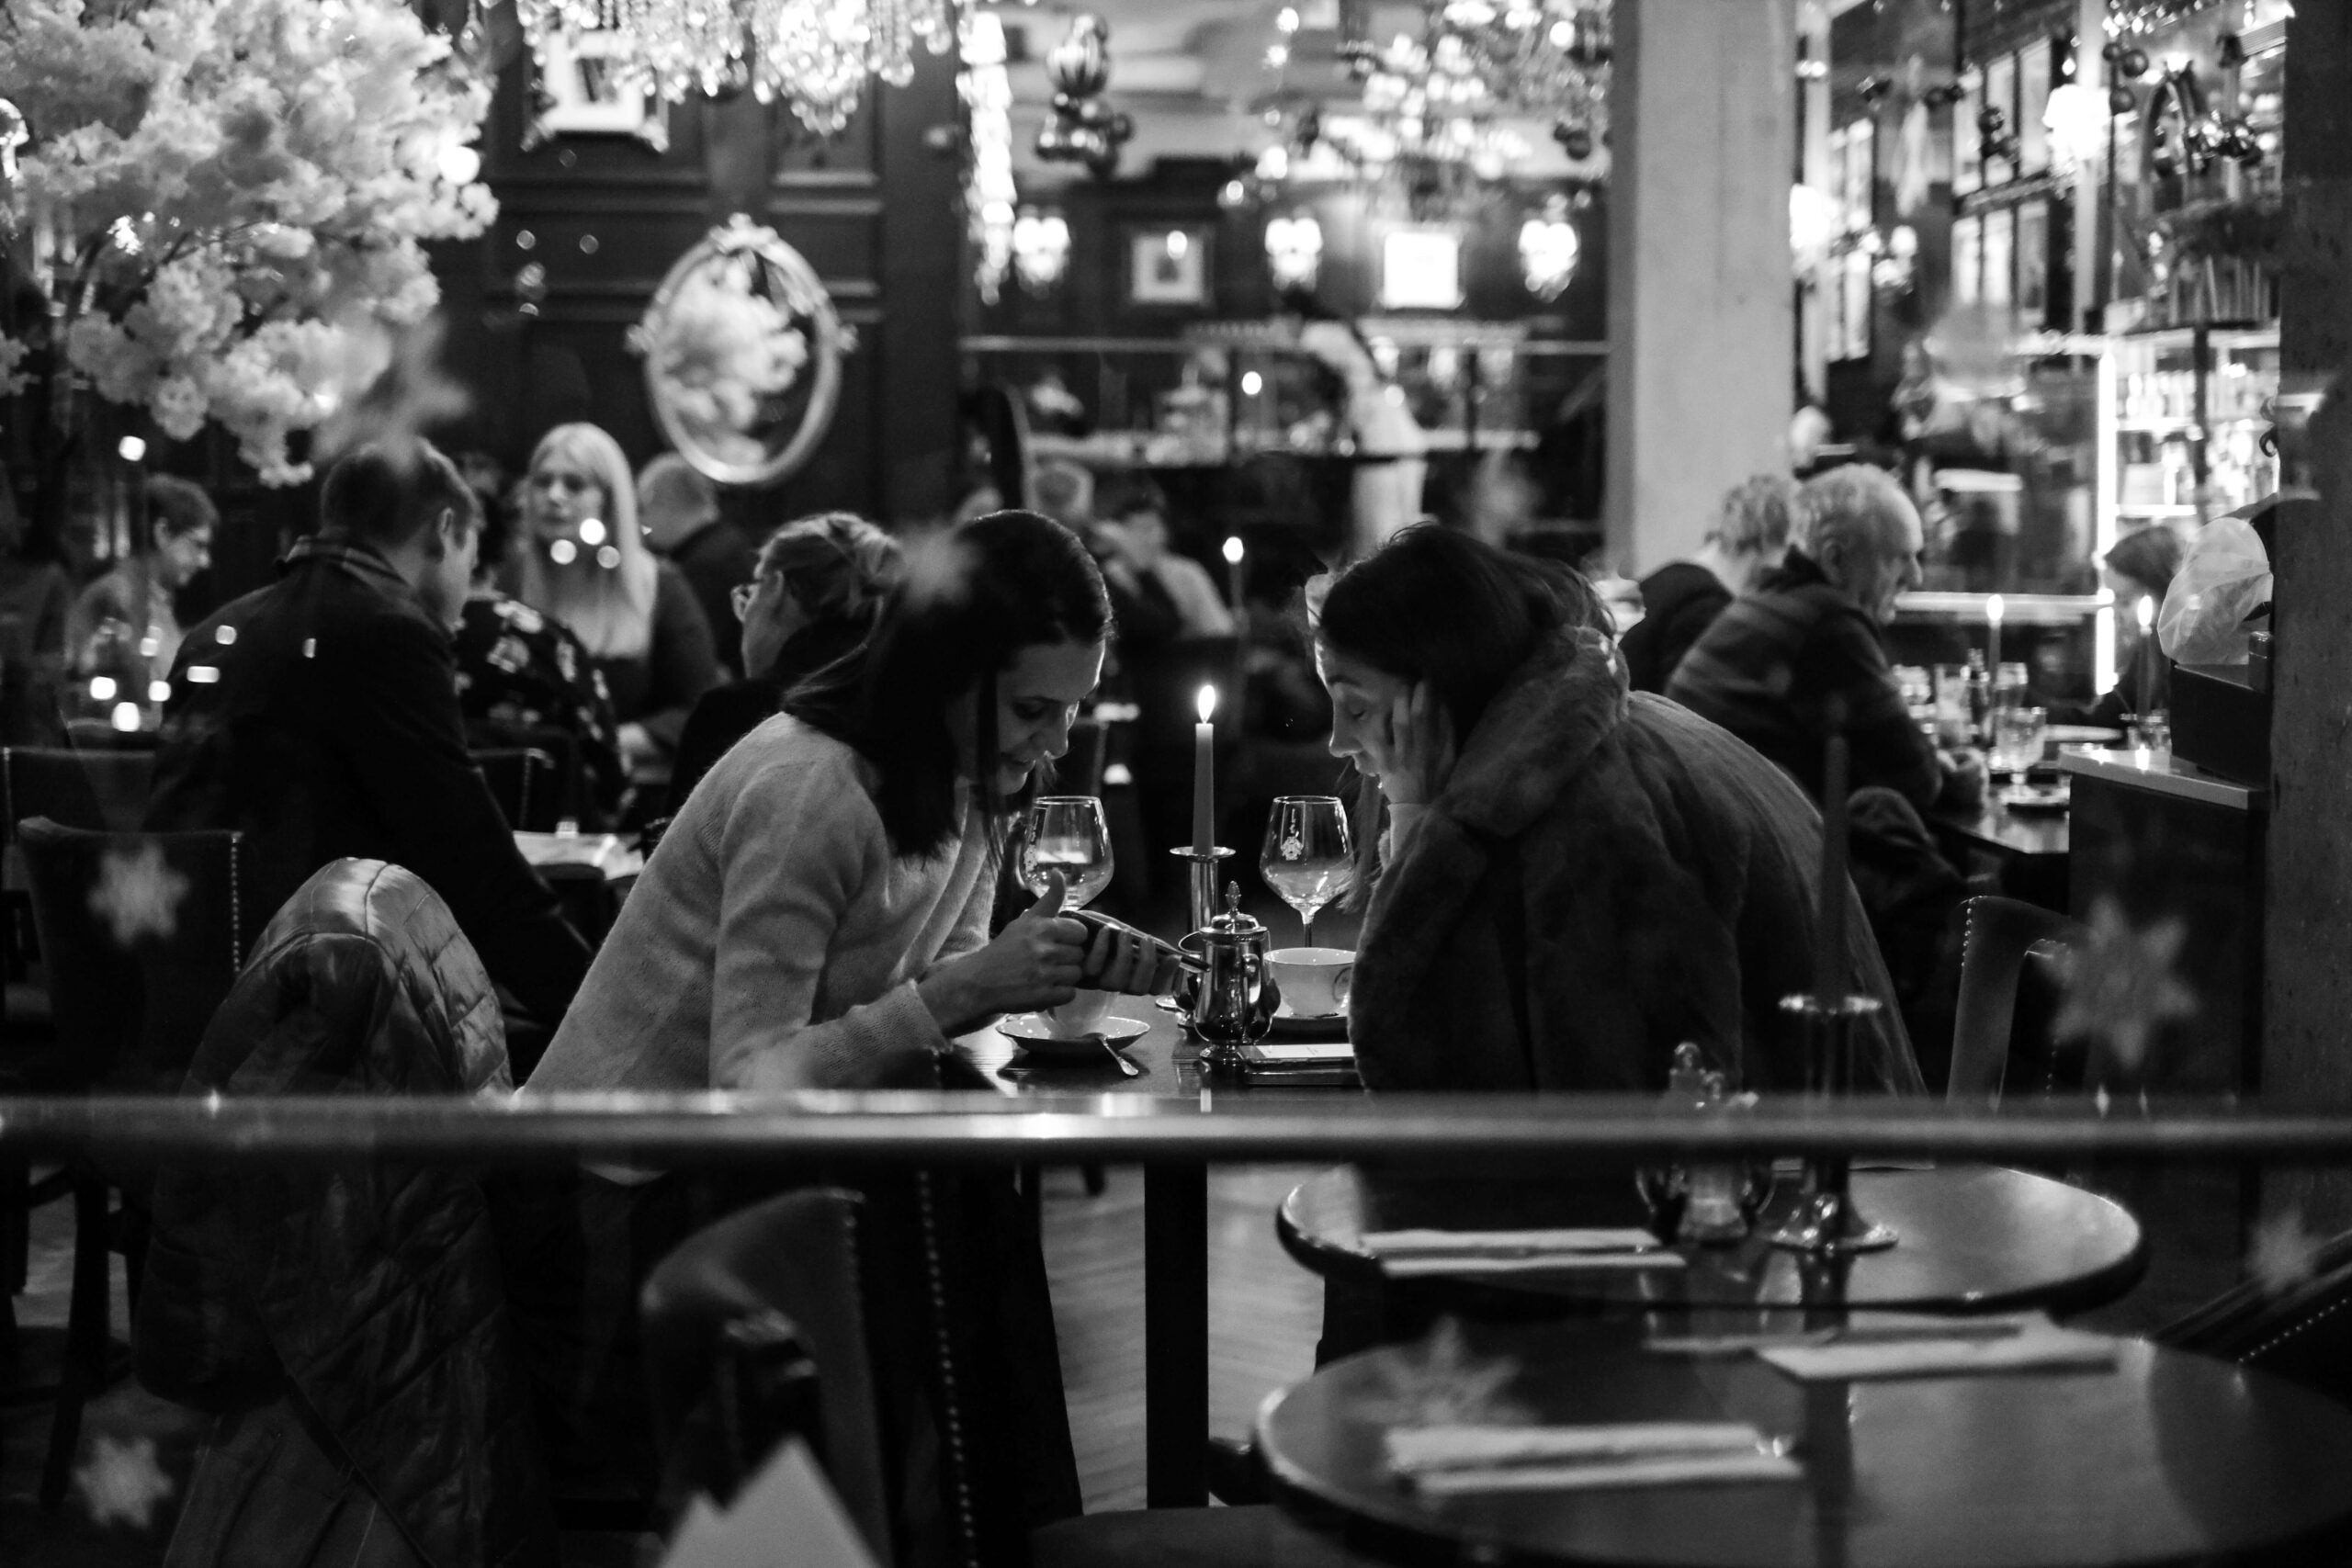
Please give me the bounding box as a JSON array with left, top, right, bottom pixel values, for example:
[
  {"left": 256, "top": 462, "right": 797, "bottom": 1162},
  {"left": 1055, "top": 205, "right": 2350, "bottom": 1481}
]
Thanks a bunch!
[
  {"left": 1279, "top": 1164, "right": 2146, "bottom": 1319},
  {"left": 1257, "top": 1319, "right": 2352, "bottom": 1567},
  {"left": 1927, "top": 794, "right": 2070, "bottom": 912},
  {"left": 961, "top": 998, "right": 1352, "bottom": 1507}
]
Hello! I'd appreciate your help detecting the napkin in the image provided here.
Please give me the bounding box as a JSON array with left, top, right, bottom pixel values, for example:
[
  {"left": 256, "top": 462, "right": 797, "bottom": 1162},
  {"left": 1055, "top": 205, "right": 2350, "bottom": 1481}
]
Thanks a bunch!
[
  {"left": 660, "top": 1438, "right": 879, "bottom": 1568},
  {"left": 1363, "top": 1227, "right": 1665, "bottom": 1257},
  {"left": 1362, "top": 1227, "right": 1679, "bottom": 1279},
  {"left": 1758, "top": 1322, "right": 2119, "bottom": 1382},
  {"left": 1386, "top": 1423, "right": 1800, "bottom": 1495}
]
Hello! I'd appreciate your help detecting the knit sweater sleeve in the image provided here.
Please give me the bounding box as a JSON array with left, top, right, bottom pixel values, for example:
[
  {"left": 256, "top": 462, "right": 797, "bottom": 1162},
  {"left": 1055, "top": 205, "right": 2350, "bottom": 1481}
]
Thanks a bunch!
[{"left": 707, "top": 757, "right": 954, "bottom": 1092}]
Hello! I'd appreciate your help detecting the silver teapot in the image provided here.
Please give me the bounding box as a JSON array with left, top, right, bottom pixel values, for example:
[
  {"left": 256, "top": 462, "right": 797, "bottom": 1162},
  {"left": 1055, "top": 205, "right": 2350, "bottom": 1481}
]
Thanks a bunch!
[{"left": 1175, "top": 883, "right": 1280, "bottom": 1066}]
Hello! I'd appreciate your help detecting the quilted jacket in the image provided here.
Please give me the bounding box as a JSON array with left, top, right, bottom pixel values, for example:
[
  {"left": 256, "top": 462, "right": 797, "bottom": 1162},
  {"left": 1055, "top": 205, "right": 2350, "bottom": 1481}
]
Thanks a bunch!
[{"left": 137, "top": 858, "right": 558, "bottom": 1568}]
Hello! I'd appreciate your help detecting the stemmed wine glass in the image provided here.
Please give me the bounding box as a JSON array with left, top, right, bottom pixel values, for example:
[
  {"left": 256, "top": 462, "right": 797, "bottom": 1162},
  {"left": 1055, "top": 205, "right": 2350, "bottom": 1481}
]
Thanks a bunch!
[
  {"left": 1259, "top": 795, "right": 1355, "bottom": 945},
  {"left": 1019, "top": 795, "right": 1114, "bottom": 909}
]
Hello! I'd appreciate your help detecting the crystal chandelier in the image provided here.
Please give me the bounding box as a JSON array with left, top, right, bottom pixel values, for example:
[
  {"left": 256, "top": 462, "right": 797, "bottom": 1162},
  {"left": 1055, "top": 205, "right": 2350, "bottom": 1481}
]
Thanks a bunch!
[{"left": 516, "top": 0, "right": 961, "bottom": 135}]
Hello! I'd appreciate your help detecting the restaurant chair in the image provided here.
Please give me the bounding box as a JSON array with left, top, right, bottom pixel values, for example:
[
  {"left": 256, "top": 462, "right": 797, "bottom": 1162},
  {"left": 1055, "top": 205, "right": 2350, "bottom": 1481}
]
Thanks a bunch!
[
  {"left": 138, "top": 857, "right": 564, "bottom": 1563},
  {"left": 11, "top": 818, "right": 247, "bottom": 1507},
  {"left": 1945, "top": 895, "right": 2089, "bottom": 1107},
  {"left": 2161, "top": 1226, "right": 2352, "bottom": 1416},
  {"left": 473, "top": 745, "right": 561, "bottom": 832},
  {"left": 644, "top": 1184, "right": 1382, "bottom": 1568},
  {"left": 3, "top": 745, "right": 158, "bottom": 976}
]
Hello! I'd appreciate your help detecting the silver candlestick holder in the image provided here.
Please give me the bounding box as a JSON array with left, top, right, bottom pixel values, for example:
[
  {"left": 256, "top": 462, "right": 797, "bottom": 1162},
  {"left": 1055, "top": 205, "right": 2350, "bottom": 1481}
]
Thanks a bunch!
[
  {"left": 1769, "top": 992, "right": 1899, "bottom": 1255},
  {"left": 1170, "top": 845, "right": 1235, "bottom": 934}
]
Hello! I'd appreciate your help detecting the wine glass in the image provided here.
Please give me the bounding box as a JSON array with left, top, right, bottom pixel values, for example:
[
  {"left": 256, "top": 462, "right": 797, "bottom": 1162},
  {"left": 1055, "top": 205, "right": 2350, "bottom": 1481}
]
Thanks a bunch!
[
  {"left": 1260, "top": 795, "right": 1355, "bottom": 945},
  {"left": 1019, "top": 795, "right": 1114, "bottom": 909}
]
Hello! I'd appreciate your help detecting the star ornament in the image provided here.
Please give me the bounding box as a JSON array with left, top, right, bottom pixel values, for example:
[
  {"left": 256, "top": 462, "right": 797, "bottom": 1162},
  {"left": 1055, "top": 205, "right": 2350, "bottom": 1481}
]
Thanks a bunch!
[
  {"left": 2051, "top": 897, "right": 2196, "bottom": 1076},
  {"left": 87, "top": 843, "right": 191, "bottom": 947},
  {"left": 1356, "top": 1317, "right": 1533, "bottom": 1428},
  {"left": 2249, "top": 1207, "right": 2323, "bottom": 1296},
  {"left": 76, "top": 1434, "right": 175, "bottom": 1530}
]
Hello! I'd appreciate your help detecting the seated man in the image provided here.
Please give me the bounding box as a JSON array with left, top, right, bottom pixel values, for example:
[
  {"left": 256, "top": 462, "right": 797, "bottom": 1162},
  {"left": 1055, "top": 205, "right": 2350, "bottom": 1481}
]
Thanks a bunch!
[
  {"left": 1668, "top": 464, "right": 1977, "bottom": 1082},
  {"left": 1668, "top": 464, "right": 1985, "bottom": 816},
  {"left": 146, "top": 442, "right": 591, "bottom": 1066}
]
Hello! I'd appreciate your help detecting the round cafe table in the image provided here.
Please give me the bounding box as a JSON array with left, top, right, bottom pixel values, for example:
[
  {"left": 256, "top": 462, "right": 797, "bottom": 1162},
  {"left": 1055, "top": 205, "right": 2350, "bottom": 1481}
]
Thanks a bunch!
[
  {"left": 1280, "top": 1164, "right": 2147, "bottom": 1317},
  {"left": 1256, "top": 1319, "right": 2352, "bottom": 1567}
]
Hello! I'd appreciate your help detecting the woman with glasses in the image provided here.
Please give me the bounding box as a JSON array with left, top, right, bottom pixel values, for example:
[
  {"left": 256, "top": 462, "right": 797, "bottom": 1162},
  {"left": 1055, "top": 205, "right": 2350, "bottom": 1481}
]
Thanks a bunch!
[{"left": 664, "top": 511, "right": 903, "bottom": 812}]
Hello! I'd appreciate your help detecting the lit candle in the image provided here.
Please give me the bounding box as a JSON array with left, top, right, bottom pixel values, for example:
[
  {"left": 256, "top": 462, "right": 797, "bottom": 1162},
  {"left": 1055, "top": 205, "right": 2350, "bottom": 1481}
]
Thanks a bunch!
[
  {"left": 2136, "top": 594, "right": 2158, "bottom": 715},
  {"left": 1193, "top": 684, "right": 1217, "bottom": 853},
  {"left": 1815, "top": 734, "right": 1850, "bottom": 1008},
  {"left": 1984, "top": 593, "right": 2005, "bottom": 685},
  {"left": 1223, "top": 535, "right": 1246, "bottom": 614}
]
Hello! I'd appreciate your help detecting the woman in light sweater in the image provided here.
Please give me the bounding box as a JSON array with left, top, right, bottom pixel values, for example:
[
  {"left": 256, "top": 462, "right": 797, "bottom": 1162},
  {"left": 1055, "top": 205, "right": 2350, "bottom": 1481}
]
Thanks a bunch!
[
  {"left": 530, "top": 507, "right": 1175, "bottom": 1095},
  {"left": 511, "top": 511, "right": 1174, "bottom": 1497}
]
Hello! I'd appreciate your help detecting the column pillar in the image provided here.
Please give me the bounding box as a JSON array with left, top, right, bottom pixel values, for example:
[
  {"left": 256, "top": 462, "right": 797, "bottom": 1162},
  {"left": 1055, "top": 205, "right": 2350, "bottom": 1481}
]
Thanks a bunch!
[
  {"left": 1604, "top": 0, "right": 1797, "bottom": 575},
  {"left": 2265, "top": 4, "right": 2352, "bottom": 1229}
]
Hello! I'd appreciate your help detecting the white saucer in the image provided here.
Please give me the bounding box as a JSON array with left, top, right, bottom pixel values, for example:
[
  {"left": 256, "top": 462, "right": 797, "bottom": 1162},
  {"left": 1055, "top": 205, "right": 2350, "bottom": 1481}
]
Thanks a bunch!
[
  {"left": 1001, "top": 1012, "right": 1150, "bottom": 1064},
  {"left": 1269, "top": 1005, "right": 1348, "bottom": 1039}
]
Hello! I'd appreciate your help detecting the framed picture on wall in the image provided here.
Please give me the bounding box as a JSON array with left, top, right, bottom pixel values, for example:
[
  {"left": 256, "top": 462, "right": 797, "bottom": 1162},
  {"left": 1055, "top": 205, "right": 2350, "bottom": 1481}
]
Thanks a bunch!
[
  {"left": 1984, "top": 53, "right": 2017, "bottom": 186},
  {"left": 1952, "top": 213, "right": 1983, "bottom": 304},
  {"left": 1983, "top": 205, "right": 2015, "bottom": 308},
  {"left": 1380, "top": 228, "right": 1464, "bottom": 310},
  {"left": 2018, "top": 38, "right": 2052, "bottom": 175},
  {"left": 2018, "top": 200, "right": 2049, "bottom": 317},
  {"left": 1128, "top": 226, "right": 1213, "bottom": 307},
  {"left": 526, "top": 28, "right": 670, "bottom": 152},
  {"left": 1953, "top": 69, "right": 1983, "bottom": 196}
]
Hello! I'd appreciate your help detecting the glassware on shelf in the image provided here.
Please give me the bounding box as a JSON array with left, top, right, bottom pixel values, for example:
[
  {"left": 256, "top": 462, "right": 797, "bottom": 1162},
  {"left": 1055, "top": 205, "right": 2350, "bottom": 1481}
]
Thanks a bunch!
[
  {"left": 1259, "top": 795, "right": 1355, "bottom": 946},
  {"left": 1019, "top": 795, "right": 1114, "bottom": 909}
]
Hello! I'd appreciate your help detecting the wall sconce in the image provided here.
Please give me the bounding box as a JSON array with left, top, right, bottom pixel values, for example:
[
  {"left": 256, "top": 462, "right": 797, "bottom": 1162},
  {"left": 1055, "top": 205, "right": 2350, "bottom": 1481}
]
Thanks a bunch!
[
  {"left": 1265, "top": 213, "right": 1323, "bottom": 290},
  {"left": 1518, "top": 197, "right": 1580, "bottom": 301},
  {"left": 1012, "top": 208, "right": 1071, "bottom": 293},
  {"left": 1870, "top": 224, "right": 1919, "bottom": 292}
]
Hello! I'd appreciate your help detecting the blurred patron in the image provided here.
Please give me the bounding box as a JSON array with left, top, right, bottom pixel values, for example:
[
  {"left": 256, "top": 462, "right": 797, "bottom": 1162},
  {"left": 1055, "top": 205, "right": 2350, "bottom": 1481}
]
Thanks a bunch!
[
  {"left": 1316, "top": 525, "right": 1919, "bottom": 1096},
  {"left": 638, "top": 451, "right": 756, "bottom": 678},
  {"left": 1094, "top": 476, "right": 1235, "bottom": 638},
  {"left": 1619, "top": 474, "right": 1799, "bottom": 694},
  {"left": 2057, "top": 524, "right": 2186, "bottom": 731},
  {"left": 68, "top": 472, "right": 215, "bottom": 685},
  {"left": 667, "top": 511, "right": 902, "bottom": 812},
  {"left": 0, "top": 463, "right": 70, "bottom": 744},
  {"left": 513, "top": 425, "right": 719, "bottom": 789},
  {"left": 145, "top": 441, "right": 591, "bottom": 1059},
  {"left": 451, "top": 455, "right": 627, "bottom": 823}
]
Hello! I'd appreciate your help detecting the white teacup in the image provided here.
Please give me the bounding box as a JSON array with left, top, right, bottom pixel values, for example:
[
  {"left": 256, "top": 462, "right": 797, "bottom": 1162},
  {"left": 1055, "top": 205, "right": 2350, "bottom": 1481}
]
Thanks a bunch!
[
  {"left": 1269, "top": 948, "right": 1354, "bottom": 1018},
  {"left": 1042, "top": 987, "right": 1115, "bottom": 1039}
]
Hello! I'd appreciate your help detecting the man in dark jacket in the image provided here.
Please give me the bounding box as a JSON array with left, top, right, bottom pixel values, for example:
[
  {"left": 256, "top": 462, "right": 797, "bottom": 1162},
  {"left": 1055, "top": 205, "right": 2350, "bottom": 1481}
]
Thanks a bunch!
[
  {"left": 146, "top": 442, "right": 591, "bottom": 1055},
  {"left": 638, "top": 452, "right": 754, "bottom": 679},
  {"left": 1668, "top": 464, "right": 1984, "bottom": 813}
]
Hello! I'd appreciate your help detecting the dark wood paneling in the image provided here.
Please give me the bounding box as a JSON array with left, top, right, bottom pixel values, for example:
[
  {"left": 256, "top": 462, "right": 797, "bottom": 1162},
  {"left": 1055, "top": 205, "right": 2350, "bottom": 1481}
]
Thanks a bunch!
[{"left": 426, "top": 48, "right": 965, "bottom": 526}]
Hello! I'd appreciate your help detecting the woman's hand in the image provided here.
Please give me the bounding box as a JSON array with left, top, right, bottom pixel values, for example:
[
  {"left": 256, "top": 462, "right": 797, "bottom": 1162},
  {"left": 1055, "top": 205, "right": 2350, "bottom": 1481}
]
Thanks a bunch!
[
  {"left": 1365, "top": 681, "right": 1457, "bottom": 807},
  {"left": 1077, "top": 919, "right": 1185, "bottom": 997},
  {"left": 917, "top": 872, "right": 1091, "bottom": 1035}
]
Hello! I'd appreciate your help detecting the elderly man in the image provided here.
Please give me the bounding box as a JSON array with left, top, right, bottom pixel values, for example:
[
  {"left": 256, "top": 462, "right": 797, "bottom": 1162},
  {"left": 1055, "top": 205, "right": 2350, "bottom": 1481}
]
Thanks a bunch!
[
  {"left": 1669, "top": 464, "right": 1984, "bottom": 813},
  {"left": 637, "top": 452, "right": 754, "bottom": 676}
]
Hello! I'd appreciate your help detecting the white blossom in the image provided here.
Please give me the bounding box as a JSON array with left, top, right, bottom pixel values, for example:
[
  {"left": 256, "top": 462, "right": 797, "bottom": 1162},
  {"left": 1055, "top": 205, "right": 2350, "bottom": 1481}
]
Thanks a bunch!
[{"left": 0, "top": 0, "right": 496, "bottom": 485}]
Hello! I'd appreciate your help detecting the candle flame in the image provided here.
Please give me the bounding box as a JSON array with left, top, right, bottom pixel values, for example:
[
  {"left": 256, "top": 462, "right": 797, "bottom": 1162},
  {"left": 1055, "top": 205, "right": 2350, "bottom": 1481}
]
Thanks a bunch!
[
  {"left": 1196, "top": 684, "right": 1217, "bottom": 723},
  {"left": 1985, "top": 593, "right": 2005, "bottom": 626},
  {"left": 2137, "top": 594, "right": 2155, "bottom": 631},
  {"left": 1223, "top": 536, "right": 1244, "bottom": 564}
]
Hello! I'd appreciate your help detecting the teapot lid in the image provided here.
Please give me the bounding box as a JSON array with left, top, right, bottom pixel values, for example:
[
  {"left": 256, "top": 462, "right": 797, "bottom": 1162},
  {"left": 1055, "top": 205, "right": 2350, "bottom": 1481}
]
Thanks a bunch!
[{"left": 1204, "top": 881, "right": 1264, "bottom": 938}]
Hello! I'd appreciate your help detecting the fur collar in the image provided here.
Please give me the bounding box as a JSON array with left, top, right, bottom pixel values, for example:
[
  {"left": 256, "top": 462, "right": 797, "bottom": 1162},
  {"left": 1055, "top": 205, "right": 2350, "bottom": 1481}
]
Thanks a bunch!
[{"left": 1441, "top": 626, "right": 1628, "bottom": 841}]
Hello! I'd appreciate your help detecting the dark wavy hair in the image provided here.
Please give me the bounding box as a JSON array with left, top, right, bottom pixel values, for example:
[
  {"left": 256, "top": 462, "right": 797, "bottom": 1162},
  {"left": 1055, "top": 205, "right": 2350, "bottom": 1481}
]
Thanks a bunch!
[
  {"left": 786, "top": 509, "right": 1112, "bottom": 859},
  {"left": 1313, "top": 524, "right": 1613, "bottom": 745}
]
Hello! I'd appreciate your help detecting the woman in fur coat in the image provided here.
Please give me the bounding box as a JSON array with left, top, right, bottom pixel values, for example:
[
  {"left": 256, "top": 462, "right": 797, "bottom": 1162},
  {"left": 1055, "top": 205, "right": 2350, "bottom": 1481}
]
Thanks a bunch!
[{"left": 1314, "top": 525, "right": 1923, "bottom": 1097}]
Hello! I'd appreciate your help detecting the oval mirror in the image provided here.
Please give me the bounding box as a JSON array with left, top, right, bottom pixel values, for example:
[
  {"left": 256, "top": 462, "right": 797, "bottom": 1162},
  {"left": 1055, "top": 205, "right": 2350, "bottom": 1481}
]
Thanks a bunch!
[{"left": 630, "top": 215, "right": 854, "bottom": 488}]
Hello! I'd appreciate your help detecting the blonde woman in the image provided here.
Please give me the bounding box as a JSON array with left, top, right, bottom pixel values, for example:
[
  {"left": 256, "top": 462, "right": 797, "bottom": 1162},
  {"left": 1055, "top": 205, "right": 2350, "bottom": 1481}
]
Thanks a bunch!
[{"left": 514, "top": 423, "right": 719, "bottom": 782}]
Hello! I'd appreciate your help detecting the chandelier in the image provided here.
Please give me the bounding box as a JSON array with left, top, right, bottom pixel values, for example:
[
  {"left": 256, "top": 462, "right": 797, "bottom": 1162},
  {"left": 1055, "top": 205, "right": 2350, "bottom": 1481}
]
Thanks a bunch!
[
  {"left": 516, "top": 0, "right": 960, "bottom": 135},
  {"left": 1425, "top": 0, "right": 1611, "bottom": 139}
]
